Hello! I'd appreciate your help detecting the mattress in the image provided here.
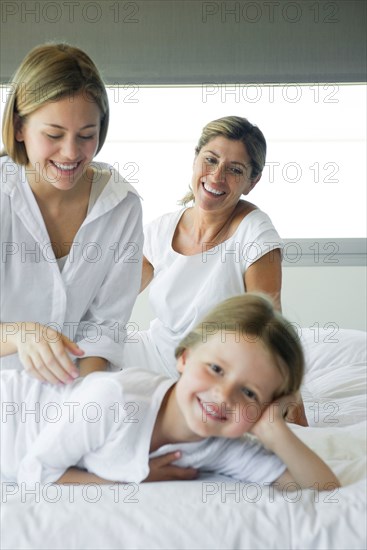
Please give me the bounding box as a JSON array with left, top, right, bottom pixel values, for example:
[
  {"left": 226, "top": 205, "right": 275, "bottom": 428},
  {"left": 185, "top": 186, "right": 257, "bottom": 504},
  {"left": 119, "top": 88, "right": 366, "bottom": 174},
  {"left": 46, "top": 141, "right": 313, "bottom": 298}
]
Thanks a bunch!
[{"left": 1, "top": 328, "right": 366, "bottom": 549}]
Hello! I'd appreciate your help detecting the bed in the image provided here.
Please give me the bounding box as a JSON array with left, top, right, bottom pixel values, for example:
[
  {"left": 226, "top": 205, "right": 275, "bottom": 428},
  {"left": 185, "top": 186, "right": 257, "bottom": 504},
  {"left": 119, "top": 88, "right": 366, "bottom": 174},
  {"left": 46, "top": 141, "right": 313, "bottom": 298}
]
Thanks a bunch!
[{"left": 1, "top": 327, "right": 366, "bottom": 550}]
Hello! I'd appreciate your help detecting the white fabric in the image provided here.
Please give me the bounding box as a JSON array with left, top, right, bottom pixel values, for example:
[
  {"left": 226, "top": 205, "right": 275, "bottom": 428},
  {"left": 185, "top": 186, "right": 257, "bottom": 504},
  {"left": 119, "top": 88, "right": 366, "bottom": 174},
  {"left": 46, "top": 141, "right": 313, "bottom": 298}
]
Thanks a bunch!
[
  {"left": 56, "top": 255, "right": 67, "bottom": 272},
  {"left": 0, "top": 368, "right": 286, "bottom": 485},
  {"left": 55, "top": 175, "right": 108, "bottom": 273},
  {"left": 124, "top": 207, "right": 282, "bottom": 376},
  {"left": 0, "top": 157, "right": 143, "bottom": 371},
  {"left": 300, "top": 327, "right": 367, "bottom": 427},
  {"left": 122, "top": 329, "right": 166, "bottom": 374},
  {"left": 1, "top": 328, "right": 366, "bottom": 550}
]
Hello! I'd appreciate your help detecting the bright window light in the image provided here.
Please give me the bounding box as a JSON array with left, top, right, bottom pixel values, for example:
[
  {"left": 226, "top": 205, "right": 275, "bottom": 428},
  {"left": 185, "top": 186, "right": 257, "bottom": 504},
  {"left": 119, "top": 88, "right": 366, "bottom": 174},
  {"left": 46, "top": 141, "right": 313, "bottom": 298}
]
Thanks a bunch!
[{"left": 2, "top": 84, "right": 366, "bottom": 238}]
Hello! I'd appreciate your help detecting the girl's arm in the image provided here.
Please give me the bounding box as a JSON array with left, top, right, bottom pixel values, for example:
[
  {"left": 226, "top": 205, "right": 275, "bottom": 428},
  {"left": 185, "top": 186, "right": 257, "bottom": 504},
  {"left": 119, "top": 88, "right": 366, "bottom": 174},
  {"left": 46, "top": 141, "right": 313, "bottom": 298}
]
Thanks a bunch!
[
  {"left": 267, "top": 421, "right": 340, "bottom": 491},
  {"left": 78, "top": 356, "right": 108, "bottom": 376},
  {"left": 18, "top": 378, "right": 122, "bottom": 485},
  {"left": 251, "top": 397, "right": 340, "bottom": 491},
  {"left": 57, "top": 467, "right": 113, "bottom": 484},
  {"left": 57, "top": 453, "right": 199, "bottom": 484}
]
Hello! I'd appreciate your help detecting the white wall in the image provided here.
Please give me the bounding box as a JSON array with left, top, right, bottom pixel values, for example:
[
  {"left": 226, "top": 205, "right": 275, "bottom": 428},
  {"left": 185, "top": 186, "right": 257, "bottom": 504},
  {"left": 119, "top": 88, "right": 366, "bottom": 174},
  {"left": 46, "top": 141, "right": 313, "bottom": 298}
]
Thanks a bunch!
[
  {"left": 282, "top": 266, "right": 367, "bottom": 331},
  {"left": 129, "top": 265, "right": 367, "bottom": 332}
]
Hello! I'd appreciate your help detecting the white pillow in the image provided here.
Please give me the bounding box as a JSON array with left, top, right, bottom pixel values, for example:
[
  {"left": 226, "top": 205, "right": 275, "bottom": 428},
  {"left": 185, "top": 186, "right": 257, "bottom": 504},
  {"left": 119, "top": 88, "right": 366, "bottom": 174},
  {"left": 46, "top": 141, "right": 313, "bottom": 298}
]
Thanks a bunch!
[{"left": 300, "top": 328, "right": 366, "bottom": 426}]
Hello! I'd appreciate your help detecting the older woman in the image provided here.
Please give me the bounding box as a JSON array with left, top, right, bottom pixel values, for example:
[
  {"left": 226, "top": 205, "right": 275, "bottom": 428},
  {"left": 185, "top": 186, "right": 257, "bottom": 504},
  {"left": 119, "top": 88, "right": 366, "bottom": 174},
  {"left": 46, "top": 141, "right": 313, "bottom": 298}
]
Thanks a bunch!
[{"left": 124, "top": 116, "right": 283, "bottom": 378}]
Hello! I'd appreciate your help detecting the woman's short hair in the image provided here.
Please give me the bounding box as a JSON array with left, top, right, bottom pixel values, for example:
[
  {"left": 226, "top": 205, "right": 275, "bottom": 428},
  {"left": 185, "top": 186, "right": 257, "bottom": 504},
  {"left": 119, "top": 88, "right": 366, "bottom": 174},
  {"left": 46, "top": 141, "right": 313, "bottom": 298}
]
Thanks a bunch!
[
  {"left": 180, "top": 116, "right": 267, "bottom": 205},
  {"left": 2, "top": 43, "right": 109, "bottom": 164},
  {"left": 175, "top": 293, "right": 304, "bottom": 399}
]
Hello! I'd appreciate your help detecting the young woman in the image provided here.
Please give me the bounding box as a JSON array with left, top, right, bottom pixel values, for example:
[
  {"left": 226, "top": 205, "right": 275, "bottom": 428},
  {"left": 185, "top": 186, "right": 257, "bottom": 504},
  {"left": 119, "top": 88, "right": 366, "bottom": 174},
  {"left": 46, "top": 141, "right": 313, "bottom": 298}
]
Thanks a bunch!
[{"left": 0, "top": 44, "right": 143, "bottom": 382}]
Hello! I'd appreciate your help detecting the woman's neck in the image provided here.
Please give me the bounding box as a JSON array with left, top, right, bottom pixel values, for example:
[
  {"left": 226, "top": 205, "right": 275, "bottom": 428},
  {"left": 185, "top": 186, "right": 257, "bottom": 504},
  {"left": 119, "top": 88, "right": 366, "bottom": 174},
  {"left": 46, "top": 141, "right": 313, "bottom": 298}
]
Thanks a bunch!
[
  {"left": 185, "top": 203, "right": 240, "bottom": 246},
  {"left": 26, "top": 166, "right": 93, "bottom": 210}
]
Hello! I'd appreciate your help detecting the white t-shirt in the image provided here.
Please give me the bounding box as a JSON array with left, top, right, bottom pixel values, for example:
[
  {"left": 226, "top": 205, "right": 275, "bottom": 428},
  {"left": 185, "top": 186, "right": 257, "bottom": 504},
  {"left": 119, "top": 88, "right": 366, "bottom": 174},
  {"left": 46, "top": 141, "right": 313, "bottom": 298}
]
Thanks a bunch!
[
  {"left": 125, "top": 208, "right": 283, "bottom": 376},
  {"left": 0, "top": 369, "right": 286, "bottom": 485},
  {"left": 0, "top": 158, "right": 143, "bottom": 371}
]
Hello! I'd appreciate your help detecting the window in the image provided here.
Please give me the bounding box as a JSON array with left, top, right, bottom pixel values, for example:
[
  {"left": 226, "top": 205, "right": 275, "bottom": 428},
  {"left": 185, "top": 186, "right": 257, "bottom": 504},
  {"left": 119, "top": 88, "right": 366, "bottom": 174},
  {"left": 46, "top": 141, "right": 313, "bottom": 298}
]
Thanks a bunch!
[
  {"left": 2, "top": 84, "right": 366, "bottom": 238},
  {"left": 97, "top": 84, "right": 366, "bottom": 238}
]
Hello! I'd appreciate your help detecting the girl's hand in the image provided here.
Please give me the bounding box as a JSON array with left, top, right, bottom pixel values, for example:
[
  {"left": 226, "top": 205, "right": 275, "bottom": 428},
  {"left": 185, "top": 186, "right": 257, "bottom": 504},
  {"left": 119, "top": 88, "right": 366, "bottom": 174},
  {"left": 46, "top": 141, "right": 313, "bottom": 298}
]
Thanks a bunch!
[
  {"left": 145, "top": 452, "right": 198, "bottom": 482},
  {"left": 251, "top": 395, "right": 341, "bottom": 491},
  {"left": 250, "top": 394, "right": 297, "bottom": 448},
  {"left": 283, "top": 390, "right": 308, "bottom": 427},
  {"left": 15, "top": 322, "right": 84, "bottom": 384}
]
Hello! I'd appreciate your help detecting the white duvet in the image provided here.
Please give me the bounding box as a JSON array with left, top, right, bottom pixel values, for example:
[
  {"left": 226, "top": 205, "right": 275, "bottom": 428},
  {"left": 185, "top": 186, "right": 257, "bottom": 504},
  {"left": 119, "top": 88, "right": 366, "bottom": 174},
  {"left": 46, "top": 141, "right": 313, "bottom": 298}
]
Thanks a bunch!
[{"left": 1, "top": 328, "right": 366, "bottom": 550}]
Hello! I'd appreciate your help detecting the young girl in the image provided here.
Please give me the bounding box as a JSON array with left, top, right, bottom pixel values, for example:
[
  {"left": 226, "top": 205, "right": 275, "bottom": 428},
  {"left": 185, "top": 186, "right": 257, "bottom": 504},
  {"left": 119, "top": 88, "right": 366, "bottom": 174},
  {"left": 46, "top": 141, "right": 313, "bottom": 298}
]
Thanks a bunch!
[
  {"left": 0, "top": 44, "right": 143, "bottom": 382},
  {"left": 1, "top": 294, "right": 339, "bottom": 491}
]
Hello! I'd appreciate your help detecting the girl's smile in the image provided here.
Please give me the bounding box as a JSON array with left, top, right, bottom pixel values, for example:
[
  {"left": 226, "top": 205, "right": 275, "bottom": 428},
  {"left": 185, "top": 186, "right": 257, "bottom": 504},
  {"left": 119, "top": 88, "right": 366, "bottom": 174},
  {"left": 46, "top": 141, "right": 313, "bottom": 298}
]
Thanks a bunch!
[{"left": 167, "top": 332, "right": 284, "bottom": 442}]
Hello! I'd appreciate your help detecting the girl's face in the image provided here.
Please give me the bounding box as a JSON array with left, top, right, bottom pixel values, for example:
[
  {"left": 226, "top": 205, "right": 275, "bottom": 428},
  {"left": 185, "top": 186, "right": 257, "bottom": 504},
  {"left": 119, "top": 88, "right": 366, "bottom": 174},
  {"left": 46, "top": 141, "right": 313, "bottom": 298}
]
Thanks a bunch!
[
  {"left": 191, "top": 136, "right": 261, "bottom": 212},
  {"left": 175, "top": 332, "right": 284, "bottom": 440},
  {"left": 16, "top": 92, "right": 101, "bottom": 193}
]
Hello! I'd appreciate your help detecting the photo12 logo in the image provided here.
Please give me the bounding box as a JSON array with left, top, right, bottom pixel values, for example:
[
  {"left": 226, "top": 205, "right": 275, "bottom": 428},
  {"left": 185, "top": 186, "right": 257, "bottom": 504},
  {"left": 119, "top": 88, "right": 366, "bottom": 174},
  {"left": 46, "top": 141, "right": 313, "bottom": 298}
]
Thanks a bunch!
[
  {"left": 1, "top": 481, "right": 139, "bottom": 504},
  {"left": 201, "top": 2, "right": 340, "bottom": 24},
  {"left": 1, "top": 1, "right": 140, "bottom": 24}
]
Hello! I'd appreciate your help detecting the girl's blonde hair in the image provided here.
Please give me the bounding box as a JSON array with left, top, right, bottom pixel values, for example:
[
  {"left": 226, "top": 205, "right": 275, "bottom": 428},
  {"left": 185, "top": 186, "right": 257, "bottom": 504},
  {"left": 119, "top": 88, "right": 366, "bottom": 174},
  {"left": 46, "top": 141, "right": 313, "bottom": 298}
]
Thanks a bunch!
[
  {"left": 175, "top": 294, "right": 304, "bottom": 398},
  {"left": 180, "top": 116, "right": 267, "bottom": 205},
  {"left": 1, "top": 43, "right": 109, "bottom": 165}
]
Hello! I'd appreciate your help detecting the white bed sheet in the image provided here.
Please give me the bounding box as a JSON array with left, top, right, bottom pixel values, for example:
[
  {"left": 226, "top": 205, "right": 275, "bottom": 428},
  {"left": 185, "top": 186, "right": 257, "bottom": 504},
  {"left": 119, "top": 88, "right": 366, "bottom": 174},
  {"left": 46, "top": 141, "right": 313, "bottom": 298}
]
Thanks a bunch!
[{"left": 1, "top": 328, "right": 366, "bottom": 550}]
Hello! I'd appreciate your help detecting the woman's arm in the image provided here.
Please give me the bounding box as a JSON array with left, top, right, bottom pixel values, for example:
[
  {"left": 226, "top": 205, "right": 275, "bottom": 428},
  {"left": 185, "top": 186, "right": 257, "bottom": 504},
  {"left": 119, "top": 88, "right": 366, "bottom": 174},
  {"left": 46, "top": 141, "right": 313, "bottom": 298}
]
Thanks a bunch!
[
  {"left": 0, "top": 323, "right": 108, "bottom": 381},
  {"left": 244, "top": 249, "right": 282, "bottom": 311},
  {"left": 72, "top": 194, "right": 144, "bottom": 372},
  {"left": 0, "top": 322, "right": 82, "bottom": 384},
  {"left": 0, "top": 323, "right": 20, "bottom": 356},
  {"left": 140, "top": 256, "right": 154, "bottom": 293},
  {"left": 251, "top": 397, "right": 340, "bottom": 491}
]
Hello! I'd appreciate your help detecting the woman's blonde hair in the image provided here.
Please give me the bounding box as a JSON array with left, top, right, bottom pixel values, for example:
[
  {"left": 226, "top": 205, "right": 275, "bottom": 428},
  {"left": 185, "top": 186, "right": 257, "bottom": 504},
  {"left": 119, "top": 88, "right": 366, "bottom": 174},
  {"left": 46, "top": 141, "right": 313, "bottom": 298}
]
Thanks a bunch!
[
  {"left": 1, "top": 43, "right": 109, "bottom": 165},
  {"left": 180, "top": 116, "right": 267, "bottom": 205},
  {"left": 175, "top": 294, "right": 304, "bottom": 398}
]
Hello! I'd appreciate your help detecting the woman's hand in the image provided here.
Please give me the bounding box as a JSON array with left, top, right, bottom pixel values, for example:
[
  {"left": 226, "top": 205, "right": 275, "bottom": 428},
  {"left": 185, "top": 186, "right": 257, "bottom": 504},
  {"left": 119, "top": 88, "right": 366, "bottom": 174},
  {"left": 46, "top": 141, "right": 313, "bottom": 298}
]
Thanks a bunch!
[
  {"left": 145, "top": 452, "right": 198, "bottom": 482},
  {"left": 13, "top": 322, "right": 83, "bottom": 384}
]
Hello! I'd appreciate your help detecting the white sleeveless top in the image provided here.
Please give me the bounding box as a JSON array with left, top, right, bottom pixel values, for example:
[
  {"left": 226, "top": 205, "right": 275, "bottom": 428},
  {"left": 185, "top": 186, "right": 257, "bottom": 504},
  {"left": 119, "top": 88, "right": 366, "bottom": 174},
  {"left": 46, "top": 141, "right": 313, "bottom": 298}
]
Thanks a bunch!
[{"left": 143, "top": 207, "right": 283, "bottom": 375}]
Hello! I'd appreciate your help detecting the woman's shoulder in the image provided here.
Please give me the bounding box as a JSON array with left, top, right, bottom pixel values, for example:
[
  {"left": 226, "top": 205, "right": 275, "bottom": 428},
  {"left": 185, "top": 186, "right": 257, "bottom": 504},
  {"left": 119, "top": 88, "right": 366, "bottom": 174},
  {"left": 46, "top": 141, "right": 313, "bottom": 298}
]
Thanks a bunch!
[
  {"left": 0, "top": 156, "right": 23, "bottom": 195},
  {"left": 0, "top": 155, "right": 18, "bottom": 169},
  {"left": 144, "top": 208, "right": 184, "bottom": 234},
  {"left": 91, "top": 162, "right": 141, "bottom": 199},
  {"left": 236, "top": 200, "right": 276, "bottom": 229}
]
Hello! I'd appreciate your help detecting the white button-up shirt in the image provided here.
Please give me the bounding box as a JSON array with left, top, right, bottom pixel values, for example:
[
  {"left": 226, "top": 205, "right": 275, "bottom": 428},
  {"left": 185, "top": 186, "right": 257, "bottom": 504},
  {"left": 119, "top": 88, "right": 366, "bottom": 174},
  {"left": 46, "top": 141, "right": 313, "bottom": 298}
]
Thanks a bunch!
[{"left": 0, "top": 158, "right": 143, "bottom": 370}]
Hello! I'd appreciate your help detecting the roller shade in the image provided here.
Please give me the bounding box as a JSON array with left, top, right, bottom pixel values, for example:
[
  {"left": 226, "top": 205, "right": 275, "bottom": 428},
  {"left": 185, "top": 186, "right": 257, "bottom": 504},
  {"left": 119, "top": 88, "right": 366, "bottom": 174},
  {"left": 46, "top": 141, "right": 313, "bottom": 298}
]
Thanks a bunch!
[{"left": 0, "top": 0, "right": 366, "bottom": 84}]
